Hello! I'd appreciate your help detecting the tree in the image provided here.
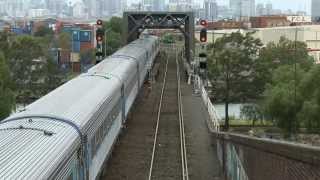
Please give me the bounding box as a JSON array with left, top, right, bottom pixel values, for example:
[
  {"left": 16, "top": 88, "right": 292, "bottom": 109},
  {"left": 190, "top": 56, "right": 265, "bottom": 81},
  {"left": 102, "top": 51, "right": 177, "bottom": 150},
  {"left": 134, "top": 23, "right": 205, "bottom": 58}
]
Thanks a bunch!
[
  {"left": 258, "top": 37, "right": 314, "bottom": 85},
  {"left": 43, "top": 57, "right": 63, "bottom": 93},
  {"left": 240, "top": 104, "right": 264, "bottom": 127},
  {"left": 0, "top": 32, "right": 12, "bottom": 58},
  {"left": 104, "top": 17, "right": 123, "bottom": 34},
  {"left": 105, "top": 31, "right": 122, "bottom": 56},
  {"left": 208, "top": 32, "right": 263, "bottom": 130},
  {"left": 262, "top": 65, "right": 305, "bottom": 136},
  {"left": 80, "top": 49, "right": 95, "bottom": 65},
  {"left": 102, "top": 17, "right": 123, "bottom": 56},
  {"left": 7, "top": 36, "right": 48, "bottom": 103},
  {"left": 34, "top": 26, "right": 54, "bottom": 38},
  {"left": 298, "top": 65, "right": 320, "bottom": 132},
  {"left": 0, "top": 52, "right": 14, "bottom": 120},
  {"left": 57, "top": 32, "right": 71, "bottom": 51}
]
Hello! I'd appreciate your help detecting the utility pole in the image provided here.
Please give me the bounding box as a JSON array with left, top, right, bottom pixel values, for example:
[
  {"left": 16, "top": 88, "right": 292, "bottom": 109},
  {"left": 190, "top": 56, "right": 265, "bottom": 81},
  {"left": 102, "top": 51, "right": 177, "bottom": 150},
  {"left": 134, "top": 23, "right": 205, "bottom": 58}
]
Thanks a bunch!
[
  {"left": 293, "top": 27, "right": 298, "bottom": 135},
  {"left": 239, "top": 0, "right": 242, "bottom": 31}
]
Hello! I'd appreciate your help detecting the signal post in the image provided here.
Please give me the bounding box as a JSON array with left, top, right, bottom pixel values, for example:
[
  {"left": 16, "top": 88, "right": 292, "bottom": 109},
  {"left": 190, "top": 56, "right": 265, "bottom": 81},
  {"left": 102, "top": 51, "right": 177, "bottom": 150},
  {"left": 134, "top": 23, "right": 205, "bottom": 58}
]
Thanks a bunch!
[{"left": 96, "top": 19, "right": 104, "bottom": 64}]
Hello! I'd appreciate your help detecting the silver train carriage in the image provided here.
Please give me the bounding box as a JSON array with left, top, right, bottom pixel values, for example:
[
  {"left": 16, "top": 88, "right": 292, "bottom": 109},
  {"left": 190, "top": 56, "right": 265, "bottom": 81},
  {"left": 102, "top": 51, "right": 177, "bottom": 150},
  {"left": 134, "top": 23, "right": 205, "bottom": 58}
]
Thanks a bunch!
[{"left": 0, "top": 35, "right": 160, "bottom": 180}]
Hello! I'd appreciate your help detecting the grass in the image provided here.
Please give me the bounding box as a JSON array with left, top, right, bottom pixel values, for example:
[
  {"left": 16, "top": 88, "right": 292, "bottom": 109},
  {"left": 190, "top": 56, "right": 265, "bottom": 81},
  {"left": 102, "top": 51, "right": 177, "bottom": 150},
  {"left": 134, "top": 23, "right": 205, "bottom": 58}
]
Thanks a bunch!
[{"left": 226, "top": 119, "right": 274, "bottom": 126}]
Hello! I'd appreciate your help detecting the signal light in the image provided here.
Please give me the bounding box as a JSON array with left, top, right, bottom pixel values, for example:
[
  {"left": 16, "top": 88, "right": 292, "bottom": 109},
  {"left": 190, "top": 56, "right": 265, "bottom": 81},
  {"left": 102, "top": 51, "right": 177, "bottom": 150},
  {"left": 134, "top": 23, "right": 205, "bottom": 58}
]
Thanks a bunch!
[
  {"left": 97, "top": 19, "right": 103, "bottom": 26},
  {"left": 96, "top": 28, "right": 104, "bottom": 42},
  {"left": 200, "top": 20, "right": 207, "bottom": 27},
  {"left": 200, "top": 28, "right": 207, "bottom": 43},
  {"left": 96, "top": 35, "right": 103, "bottom": 42}
]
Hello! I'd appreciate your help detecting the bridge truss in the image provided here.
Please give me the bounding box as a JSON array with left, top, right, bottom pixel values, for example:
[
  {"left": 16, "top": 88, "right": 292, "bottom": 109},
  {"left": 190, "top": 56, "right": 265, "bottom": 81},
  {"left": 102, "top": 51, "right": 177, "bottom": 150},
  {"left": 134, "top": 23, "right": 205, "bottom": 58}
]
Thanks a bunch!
[{"left": 123, "top": 11, "right": 195, "bottom": 62}]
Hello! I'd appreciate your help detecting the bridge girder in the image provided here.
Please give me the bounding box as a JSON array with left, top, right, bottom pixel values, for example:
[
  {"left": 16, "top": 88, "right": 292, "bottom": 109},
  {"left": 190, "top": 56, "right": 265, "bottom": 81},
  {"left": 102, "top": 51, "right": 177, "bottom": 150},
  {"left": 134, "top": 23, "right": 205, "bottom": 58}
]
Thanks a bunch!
[{"left": 123, "top": 11, "right": 195, "bottom": 62}]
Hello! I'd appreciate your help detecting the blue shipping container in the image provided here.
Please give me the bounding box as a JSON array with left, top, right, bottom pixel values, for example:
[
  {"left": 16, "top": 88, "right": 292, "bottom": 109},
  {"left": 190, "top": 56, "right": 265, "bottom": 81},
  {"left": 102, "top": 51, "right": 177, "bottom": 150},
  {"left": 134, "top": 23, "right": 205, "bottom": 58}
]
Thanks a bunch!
[
  {"left": 80, "top": 31, "right": 92, "bottom": 42},
  {"left": 11, "top": 28, "right": 24, "bottom": 35},
  {"left": 72, "top": 41, "right": 80, "bottom": 52},
  {"left": 72, "top": 30, "right": 80, "bottom": 41}
]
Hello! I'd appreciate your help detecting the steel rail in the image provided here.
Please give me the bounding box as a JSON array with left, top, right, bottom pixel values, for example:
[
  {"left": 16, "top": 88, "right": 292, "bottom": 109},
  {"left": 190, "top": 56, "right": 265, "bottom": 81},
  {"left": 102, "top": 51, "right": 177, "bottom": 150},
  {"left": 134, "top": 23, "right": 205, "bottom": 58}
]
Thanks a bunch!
[
  {"left": 148, "top": 52, "right": 169, "bottom": 180},
  {"left": 176, "top": 50, "right": 189, "bottom": 180}
]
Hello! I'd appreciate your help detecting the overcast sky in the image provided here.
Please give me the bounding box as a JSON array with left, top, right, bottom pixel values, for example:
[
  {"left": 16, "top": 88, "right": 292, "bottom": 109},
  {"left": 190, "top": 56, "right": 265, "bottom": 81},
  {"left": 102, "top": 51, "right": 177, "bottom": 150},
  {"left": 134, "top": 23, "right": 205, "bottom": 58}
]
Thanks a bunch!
[{"left": 127, "top": 0, "right": 311, "bottom": 14}]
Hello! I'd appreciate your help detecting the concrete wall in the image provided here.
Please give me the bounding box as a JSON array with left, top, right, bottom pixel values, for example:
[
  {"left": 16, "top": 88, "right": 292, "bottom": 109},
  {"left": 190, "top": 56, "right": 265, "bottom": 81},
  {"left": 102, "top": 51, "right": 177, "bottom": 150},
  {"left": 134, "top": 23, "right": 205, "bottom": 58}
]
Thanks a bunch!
[{"left": 214, "top": 132, "right": 320, "bottom": 180}]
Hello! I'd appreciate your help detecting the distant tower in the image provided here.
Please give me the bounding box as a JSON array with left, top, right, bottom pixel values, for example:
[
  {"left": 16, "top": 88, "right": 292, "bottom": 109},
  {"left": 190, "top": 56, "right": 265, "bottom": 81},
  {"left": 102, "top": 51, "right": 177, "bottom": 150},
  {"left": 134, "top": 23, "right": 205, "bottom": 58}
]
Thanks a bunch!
[
  {"left": 265, "top": 2, "right": 272, "bottom": 15},
  {"left": 312, "top": 0, "right": 320, "bottom": 22},
  {"left": 142, "top": 0, "right": 153, "bottom": 11},
  {"left": 256, "top": 3, "right": 264, "bottom": 16},
  {"left": 153, "top": 0, "right": 165, "bottom": 11},
  {"left": 230, "top": 0, "right": 255, "bottom": 21},
  {"left": 204, "top": 0, "right": 218, "bottom": 20}
]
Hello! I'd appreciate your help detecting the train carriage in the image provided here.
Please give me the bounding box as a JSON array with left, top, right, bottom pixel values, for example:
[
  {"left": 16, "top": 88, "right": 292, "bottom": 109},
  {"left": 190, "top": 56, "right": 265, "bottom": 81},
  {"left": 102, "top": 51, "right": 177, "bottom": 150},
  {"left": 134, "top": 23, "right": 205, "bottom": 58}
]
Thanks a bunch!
[{"left": 0, "top": 36, "right": 160, "bottom": 180}]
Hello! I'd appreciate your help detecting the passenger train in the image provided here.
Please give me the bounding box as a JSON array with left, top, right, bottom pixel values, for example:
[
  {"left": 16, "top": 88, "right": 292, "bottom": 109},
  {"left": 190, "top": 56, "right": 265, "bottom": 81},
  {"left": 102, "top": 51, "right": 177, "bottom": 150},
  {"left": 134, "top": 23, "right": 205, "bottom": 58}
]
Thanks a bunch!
[{"left": 0, "top": 35, "right": 160, "bottom": 180}]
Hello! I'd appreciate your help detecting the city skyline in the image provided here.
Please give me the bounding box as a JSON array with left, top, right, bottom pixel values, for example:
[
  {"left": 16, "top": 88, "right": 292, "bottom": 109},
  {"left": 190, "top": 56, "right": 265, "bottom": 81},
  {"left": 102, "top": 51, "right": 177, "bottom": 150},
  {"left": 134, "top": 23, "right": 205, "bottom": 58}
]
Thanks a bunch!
[{"left": 128, "top": 0, "right": 311, "bottom": 14}]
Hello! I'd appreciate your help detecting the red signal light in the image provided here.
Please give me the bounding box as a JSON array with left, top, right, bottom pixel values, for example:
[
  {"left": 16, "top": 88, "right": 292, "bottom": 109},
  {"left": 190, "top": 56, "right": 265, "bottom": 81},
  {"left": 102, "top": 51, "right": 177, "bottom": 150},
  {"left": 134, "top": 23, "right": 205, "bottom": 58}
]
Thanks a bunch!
[
  {"left": 97, "top": 19, "right": 103, "bottom": 26},
  {"left": 200, "top": 28, "right": 207, "bottom": 43},
  {"left": 200, "top": 20, "right": 207, "bottom": 27},
  {"left": 96, "top": 35, "right": 103, "bottom": 42}
]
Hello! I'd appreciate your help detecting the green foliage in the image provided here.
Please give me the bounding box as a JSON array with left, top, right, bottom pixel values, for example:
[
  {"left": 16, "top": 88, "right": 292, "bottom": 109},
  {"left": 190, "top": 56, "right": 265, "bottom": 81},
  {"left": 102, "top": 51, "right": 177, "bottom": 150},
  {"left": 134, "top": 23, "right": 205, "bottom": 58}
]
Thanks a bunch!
[
  {"left": 102, "top": 17, "right": 123, "bottom": 56},
  {"left": 105, "top": 31, "right": 122, "bottom": 55},
  {"left": 80, "top": 49, "right": 95, "bottom": 65},
  {"left": 240, "top": 104, "right": 264, "bottom": 126},
  {"left": 262, "top": 65, "right": 306, "bottom": 135},
  {"left": 0, "top": 52, "right": 14, "bottom": 120},
  {"left": 5, "top": 35, "right": 63, "bottom": 103},
  {"left": 208, "top": 32, "right": 263, "bottom": 130},
  {"left": 34, "top": 26, "right": 54, "bottom": 37},
  {"left": 258, "top": 37, "right": 313, "bottom": 85},
  {"left": 57, "top": 32, "right": 71, "bottom": 50},
  {"left": 0, "top": 32, "right": 12, "bottom": 58},
  {"left": 161, "top": 34, "right": 175, "bottom": 44},
  {"left": 298, "top": 65, "right": 320, "bottom": 132},
  {"left": 104, "top": 17, "right": 123, "bottom": 34}
]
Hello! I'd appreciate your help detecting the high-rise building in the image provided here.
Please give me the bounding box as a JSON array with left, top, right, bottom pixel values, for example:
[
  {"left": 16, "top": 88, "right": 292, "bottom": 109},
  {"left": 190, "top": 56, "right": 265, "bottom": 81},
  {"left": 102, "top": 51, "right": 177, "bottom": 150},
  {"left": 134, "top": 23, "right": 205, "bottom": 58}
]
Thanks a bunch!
[
  {"left": 142, "top": 0, "right": 153, "bottom": 11},
  {"left": 217, "top": 5, "right": 232, "bottom": 19},
  {"left": 153, "top": 0, "right": 165, "bottom": 11},
  {"left": 230, "top": 0, "right": 255, "bottom": 21},
  {"left": 169, "top": 0, "right": 193, "bottom": 11},
  {"left": 204, "top": 0, "right": 218, "bottom": 20},
  {"left": 45, "top": 0, "right": 65, "bottom": 16},
  {"left": 265, "top": 2, "right": 272, "bottom": 15},
  {"left": 104, "top": 0, "right": 123, "bottom": 16},
  {"left": 256, "top": 3, "right": 264, "bottom": 16},
  {"left": 312, "top": 0, "right": 320, "bottom": 22}
]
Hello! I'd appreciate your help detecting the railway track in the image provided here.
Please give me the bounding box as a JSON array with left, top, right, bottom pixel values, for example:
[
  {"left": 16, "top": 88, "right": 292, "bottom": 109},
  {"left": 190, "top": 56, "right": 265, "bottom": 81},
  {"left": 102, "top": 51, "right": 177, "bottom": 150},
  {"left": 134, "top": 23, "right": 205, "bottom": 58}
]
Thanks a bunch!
[{"left": 148, "top": 50, "right": 189, "bottom": 180}]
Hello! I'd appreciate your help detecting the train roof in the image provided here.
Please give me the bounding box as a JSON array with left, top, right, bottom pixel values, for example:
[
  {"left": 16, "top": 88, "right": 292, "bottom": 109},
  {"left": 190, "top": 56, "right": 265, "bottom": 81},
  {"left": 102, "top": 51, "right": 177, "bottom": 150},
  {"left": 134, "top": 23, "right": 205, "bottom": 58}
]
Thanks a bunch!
[
  {"left": 113, "top": 36, "right": 158, "bottom": 59},
  {"left": 0, "top": 118, "right": 79, "bottom": 179},
  {"left": 87, "top": 57, "right": 137, "bottom": 83}
]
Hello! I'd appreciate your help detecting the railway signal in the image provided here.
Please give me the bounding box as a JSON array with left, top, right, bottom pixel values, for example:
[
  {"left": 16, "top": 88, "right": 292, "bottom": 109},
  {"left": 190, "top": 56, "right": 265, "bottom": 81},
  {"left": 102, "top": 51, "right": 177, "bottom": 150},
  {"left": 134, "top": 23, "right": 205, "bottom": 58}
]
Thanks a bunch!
[
  {"left": 96, "top": 19, "right": 104, "bottom": 64},
  {"left": 200, "top": 19, "right": 208, "bottom": 27},
  {"left": 200, "top": 28, "right": 207, "bottom": 43},
  {"left": 199, "top": 19, "right": 207, "bottom": 43}
]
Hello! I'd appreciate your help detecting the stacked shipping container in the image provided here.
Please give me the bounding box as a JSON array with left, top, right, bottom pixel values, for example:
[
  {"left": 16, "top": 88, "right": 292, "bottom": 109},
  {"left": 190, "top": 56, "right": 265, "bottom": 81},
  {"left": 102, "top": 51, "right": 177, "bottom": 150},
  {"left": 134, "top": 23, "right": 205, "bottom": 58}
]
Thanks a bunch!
[{"left": 59, "top": 23, "right": 95, "bottom": 73}]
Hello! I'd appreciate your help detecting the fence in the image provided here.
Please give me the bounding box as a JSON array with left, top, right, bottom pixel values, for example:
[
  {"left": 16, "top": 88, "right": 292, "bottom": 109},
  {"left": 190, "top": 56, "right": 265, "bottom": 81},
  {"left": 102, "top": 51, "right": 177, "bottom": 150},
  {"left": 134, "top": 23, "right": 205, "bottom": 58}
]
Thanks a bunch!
[
  {"left": 197, "top": 76, "right": 221, "bottom": 132},
  {"left": 214, "top": 132, "right": 320, "bottom": 180},
  {"left": 191, "top": 73, "right": 320, "bottom": 180}
]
